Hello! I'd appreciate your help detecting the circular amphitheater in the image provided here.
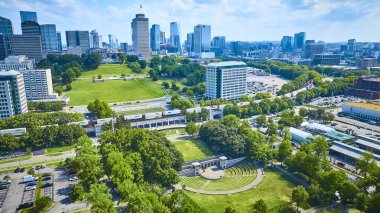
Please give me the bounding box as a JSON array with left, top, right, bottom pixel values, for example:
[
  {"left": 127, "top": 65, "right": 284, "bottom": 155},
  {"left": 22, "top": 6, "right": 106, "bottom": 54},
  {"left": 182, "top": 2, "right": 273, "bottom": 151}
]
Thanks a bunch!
[{"left": 179, "top": 160, "right": 263, "bottom": 194}]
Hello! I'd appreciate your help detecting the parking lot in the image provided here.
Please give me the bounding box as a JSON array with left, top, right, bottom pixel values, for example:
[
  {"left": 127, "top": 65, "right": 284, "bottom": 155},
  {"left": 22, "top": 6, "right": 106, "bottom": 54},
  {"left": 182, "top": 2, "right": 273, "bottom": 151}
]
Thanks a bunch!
[
  {"left": 308, "top": 95, "right": 364, "bottom": 108},
  {"left": 247, "top": 74, "right": 289, "bottom": 95}
]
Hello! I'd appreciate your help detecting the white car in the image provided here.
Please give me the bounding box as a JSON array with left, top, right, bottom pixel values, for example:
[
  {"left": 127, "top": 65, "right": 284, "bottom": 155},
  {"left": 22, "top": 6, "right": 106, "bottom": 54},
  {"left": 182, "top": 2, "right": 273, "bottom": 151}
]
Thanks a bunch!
[
  {"left": 69, "top": 176, "right": 78, "bottom": 181},
  {"left": 25, "top": 186, "right": 36, "bottom": 191}
]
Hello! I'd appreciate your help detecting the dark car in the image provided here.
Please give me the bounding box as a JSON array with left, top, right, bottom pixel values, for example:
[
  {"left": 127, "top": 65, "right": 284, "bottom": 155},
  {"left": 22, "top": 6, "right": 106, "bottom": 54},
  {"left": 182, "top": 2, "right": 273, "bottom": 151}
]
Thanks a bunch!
[
  {"left": 41, "top": 182, "right": 53, "bottom": 188},
  {"left": 0, "top": 185, "right": 8, "bottom": 190},
  {"left": 18, "top": 202, "right": 34, "bottom": 209},
  {"left": 42, "top": 173, "right": 52, "bottom": 177},
  {"left": 26, "top": 182, "right": 37, "bottom": 187},
  {"left": 35, "top": 165, "right": 45, "bottom": 170},
  {"left": 14, "top": 167, "right": 21, "bottom": 173},
  {"left": 20, "top": 168, "right": 25, "bottom": 172},
  {"left": 42, "top": 176, "right": 51, "bottom": 181},
  {"left": 68, "top": 169, "right": 77, "bottom": 175},
  {"left": 337, "top": 162, "right": 345, "bottom": 168}
]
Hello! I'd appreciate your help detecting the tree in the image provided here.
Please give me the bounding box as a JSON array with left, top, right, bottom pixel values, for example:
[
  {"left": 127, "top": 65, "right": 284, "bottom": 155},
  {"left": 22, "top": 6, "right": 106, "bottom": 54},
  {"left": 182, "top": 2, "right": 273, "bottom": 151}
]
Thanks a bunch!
[
  {"left": 253, "top": 199, "right": 267, "bottom": 213},
  {"left": 356, "top": 151, "right": 377, "bottom": 178},
  {"left": 339, "top": 181, "right": 360, "bottom": 205},
  {"left": 279, "top": 205, "right": 297, "bottom": 213},
  {"left": 129, "top": 62, "right": 142, "bottom": 73},
  {"left": 224, "top": 206, "right": 238, "bottom": 213},
  {"left": 83, "top": 53, "right": 103, "bottom": 69},
  {"left": 62, "top": 68, "right": 76, "bottom": 84},
  {"left": 282, "top": 127, "right": 292, "bottom": 141},
  {"left": 299, "top": 107, "right": 309, "bottom": 117},
  {"left": 171, "top": 82, "right": 179, "bottom": 91},
  {"left": 311, "top": 137, "right": 329, "bottom": 159},
  {"left": 27, "top": 168, "right": 35, "bottom": 176},
  {"left": 85, "top": 183, "right": 116, "bottom": 213},
  {"left": 87, "top": 99, "right": 115, "bottom": 119},
  {"left": 256, "top": 115, "right": 267, "bottom": 127},
  {"left": 278, "top": 140, "right": 292, "bottom": 163},
  {"left": 185, "top": 122, "right": 198, "bottom": 136},
  {"left": 69, "top": 184, "right": 85, "bottom": 201},
  {"left": 186, "top": 89, "right": 195, "bottom": 98},
  {"left": 292, "top": 186, "right": 308, "bottom": 210},
  {"left": 162, "top": 82, "right": 170, "bottom": 89},
  {"left": 127, "top": 55, "right": 139, "bottom": 63},
  {"left": 97, "top": 74, "right": 102, "bottom": 79},
  {"left": 220, "top": 115, "right": 241, "bottom": 128},
  {"left": 367, "top": 193, "right": 380, "bottom": 213},
  {"left": 138, "top": 60, "right": 147, "bottom": 69},
  {"left": 33, "top": 196, "right": 52, "bottom": 212}
]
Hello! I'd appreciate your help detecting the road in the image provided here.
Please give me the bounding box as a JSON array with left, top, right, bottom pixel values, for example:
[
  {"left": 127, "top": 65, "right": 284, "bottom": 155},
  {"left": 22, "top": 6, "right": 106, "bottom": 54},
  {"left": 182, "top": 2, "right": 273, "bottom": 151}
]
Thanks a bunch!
[{"left": 0, "top": 151, "right": 75, "bottom": 170}]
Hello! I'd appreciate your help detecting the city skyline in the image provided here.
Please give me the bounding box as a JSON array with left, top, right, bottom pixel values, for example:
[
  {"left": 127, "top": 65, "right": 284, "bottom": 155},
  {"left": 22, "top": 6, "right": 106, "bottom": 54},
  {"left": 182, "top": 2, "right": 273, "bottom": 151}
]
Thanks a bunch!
[{"left": 0, "top": 0, "right": 379, "bottom": 45}]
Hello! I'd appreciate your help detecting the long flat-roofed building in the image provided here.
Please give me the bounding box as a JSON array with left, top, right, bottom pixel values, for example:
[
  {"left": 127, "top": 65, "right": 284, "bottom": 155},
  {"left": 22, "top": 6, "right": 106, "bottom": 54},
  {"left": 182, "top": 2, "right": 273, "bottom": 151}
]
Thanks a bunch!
[
  {"left": 0, "top": 55, "right": 34, "bottom": 70},
  {"left": 206, "top": 61, "right": 247, "bottom": 100},
  {"left": 0, "top": 70, "right": 28, "bottom": 119},
  {"left": 342, "top": 102, "right": 380, "bottom": 122}
]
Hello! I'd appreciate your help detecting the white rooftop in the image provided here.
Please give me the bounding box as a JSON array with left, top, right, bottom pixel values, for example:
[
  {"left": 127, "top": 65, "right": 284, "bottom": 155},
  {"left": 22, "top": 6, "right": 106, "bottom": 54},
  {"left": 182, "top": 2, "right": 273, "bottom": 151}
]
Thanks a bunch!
[
  {"left": 207, "top": 61, "right": 247, "bottom": 67},
  {"left": 289, "top": 127, "right": 313, "bottom": 139},
  {"left": 0, "top": 70, "right": 21, "bottom": 76},
  {"left": 306, "top": 123, "right": 334, "bottom": 133}
]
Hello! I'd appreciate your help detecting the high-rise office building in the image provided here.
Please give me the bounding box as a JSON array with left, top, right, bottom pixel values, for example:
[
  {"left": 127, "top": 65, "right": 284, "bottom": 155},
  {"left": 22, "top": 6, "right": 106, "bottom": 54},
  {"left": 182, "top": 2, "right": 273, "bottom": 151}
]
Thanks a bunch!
[
  {"left": 313, "top": 54, "right": 340, "bottom": 66},
  {"left": 186, "top": 33, "right": 194, "bottom": 53},
  {"left": 0, "top": 16, "right": 14, "bottom": 35},
  {"left": 57, "top": 31, "right": 62, "bottom": 52},
  {"left": 10, "top": 35, "right": 44, "bottom": 62},
  {"left": 0, "top": 70, "right": 28, "bottom": 119},
  {"left": 65, "top": 30, "right": 90, "bottom": 50},
  {"left": 160, "top": 31, "right": 166, "bottom": 44},
  {"left": 170, "top": 22, "right": 181, "bottom": 53},
  {"left": 40, "top": 24, "right": 58, "bottom": 51},
  {"left": 205, "top": 61, "right": 247, "bottom": 100},
  {"left": 150, "top": 24, "right": 160, "bottom": 51},
  {"left": 108, "top": 34, "right": 115, "bottom": 48},
  {"left": 281, "top": 36, "right": 293, "bottom": 52},
  {"left": 120, "top": 42, "right": 128, "bottom": 52},
  {"left": 294, "top": 32, "right": 306, "bottom": 49},
  {"left": 18, "top": 69, "right": 56, "bottom": 100},
  {"left": 347, "top": 39, "right": 356, "bottom": 51},
  {"left": 193, "top": 24, "right": 212, "bottom": 57},
  {"left": 304, "top": 43, "right": 325, "bottom": 59},
  {"left": 89, "top": 30, "right": 99, "bottom": 48},
  {"left": 21, "top": 21, "right": 41, "bottom": 36},
  {"left": 212, "top": 36, "right": 226, "bottom": 49},
  {"left": 20, "top": 11, "right": 38, "bottom": 23},
  {"left": 131, "top": 14, "right": 150, "bottom": 60}
]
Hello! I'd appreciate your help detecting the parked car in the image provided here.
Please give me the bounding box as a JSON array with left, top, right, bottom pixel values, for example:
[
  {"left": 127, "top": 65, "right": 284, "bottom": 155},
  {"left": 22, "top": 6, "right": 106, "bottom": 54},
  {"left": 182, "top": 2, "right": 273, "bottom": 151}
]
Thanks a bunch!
[
  {"left": 18, "top": 202, "right": 34, "bottom": 210},
  {"left": 42, "top": 173, "right": 52, "bottom": 177},
  {"left": 42, "top": 176, "right": 51, "bottom": 181},
  {"left": 14, "top": 167, "right": 21, "bottom": 173},
  {"left": 41, "top": 182, "right": 53, "bottom": 188},
  {"left": 337, "top": 162, "right": 345, "bottom": 168},
  {"left": 69, "top": 176, "right": 78, "bottom": 181},
  {"left": 0, "top": 185, "right": 8, "bottom": 190},
  {"left": 26, "top": 182, "right": 37, "bottom": 187},
  {"left": 25, "top": 186, "right": 36, "bottom": 191},
  {"left": 20, "top": 168, "right": 25, "bottom": 172},
  {"left": 35, "top": 165, "right": 45, "bottom": 170},
  {"left": 0, "top": 179, "right": 11, "bottom": 184}
]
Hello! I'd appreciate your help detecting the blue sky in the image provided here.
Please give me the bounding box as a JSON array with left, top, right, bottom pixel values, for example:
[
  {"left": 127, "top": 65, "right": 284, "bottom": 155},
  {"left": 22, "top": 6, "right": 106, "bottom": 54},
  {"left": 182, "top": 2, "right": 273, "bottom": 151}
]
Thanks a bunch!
[{"left": 1, "top": 0, "right": 379, "bottom": 44}]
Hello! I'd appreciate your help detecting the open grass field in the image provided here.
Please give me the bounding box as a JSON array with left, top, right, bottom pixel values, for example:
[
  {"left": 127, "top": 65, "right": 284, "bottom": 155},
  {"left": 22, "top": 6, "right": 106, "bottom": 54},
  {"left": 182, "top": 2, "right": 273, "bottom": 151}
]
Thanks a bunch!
[
  {"left": 160, "top": 128, "right": 186, "bottom": 136},
  {"left": 65, "top": 79, "right": 166, "bottom": 106},
  {"left": 173, "top": 138, "right": 214, "bottom": 162},
  {"left": 117, "top": 107, "right": 165, "bottom": 115},
  {"left": 184, "top": 168, "right": 297, "bottom": 213},
  {"left": 45, "top": 144, "right": 77, "bottom": 154},
  {"left": 80, "top": 64, "right": 146, "bottom": 78}
]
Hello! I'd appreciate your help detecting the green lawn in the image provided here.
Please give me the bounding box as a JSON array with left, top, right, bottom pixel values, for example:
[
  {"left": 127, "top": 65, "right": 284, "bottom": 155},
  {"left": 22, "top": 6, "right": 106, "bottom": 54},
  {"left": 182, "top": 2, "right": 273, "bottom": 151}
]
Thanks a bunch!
[
  {"left": 184, "top": 169, "right": 297, "bottom": 213},
  {"left": 80, "top": 64, "right": 145, "bottom": 78},
  {"left": 65, "top": 79, "right": 166, "bottom": 106},
  {"left": 117, "top": 107, "right": 165, "bottom": 115},
  {"left": 173, "top": 138, "right": 214, "bottom": 162},
  {"left": 160, "top": 128, "right": 186, "bottom": 136},
  {"left": 45, "top": 144, "right": 77, "bottom": 154}
]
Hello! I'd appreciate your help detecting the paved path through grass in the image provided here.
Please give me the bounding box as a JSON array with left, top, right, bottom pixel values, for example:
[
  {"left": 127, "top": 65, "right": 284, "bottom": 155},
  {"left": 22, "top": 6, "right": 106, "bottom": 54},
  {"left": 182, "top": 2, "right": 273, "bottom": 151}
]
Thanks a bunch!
[{"left": 176, "top": 165, "right": 264, "bottom": 195}]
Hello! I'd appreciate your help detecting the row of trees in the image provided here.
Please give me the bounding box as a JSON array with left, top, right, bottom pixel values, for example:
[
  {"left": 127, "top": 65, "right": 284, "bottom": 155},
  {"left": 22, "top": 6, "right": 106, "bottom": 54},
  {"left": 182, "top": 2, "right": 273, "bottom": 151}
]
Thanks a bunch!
[
  {"left": 0, "top": 124, "right": 86, "bottom": 152},
  {"left": 27, "top": 101, "right": 63, "bottom": 112},
  {"left": 69, "top": 128, "right": 203, "bottom": 212},
  {"left": 87, "top": 99, "right": 115, "bottom": 119},
  {"left": 170, "top": 95, "right": 195, "bottom": 110},
  {"left": 299, "top": 107, "right": 335, "bottom": 123},
  {"left": 223, "top": 97, "right": 295, "bottom": 118},
  {"left": 0, "top": 112, "right": 83, "bottom": 129}
]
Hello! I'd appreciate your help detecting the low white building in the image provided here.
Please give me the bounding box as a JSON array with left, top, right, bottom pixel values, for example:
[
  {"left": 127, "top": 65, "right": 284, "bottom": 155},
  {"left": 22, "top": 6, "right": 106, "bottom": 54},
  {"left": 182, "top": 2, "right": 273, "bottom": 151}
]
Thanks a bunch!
[
  {"left": 342, "top": 102, "right": 380, "bottom": 122},
  {"left": 306, "top": 123, "right": 334, "bottom": 134},
  {"left": 0, "top": 55, "right": 35, "bottom": 71}
]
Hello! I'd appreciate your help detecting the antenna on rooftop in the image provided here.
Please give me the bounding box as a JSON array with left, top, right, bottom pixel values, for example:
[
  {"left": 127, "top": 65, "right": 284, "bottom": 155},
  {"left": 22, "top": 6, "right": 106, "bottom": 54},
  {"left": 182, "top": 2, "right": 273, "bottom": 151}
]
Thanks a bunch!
[{"left": 140, "top": 4, "right": 143, "bottom": 13}]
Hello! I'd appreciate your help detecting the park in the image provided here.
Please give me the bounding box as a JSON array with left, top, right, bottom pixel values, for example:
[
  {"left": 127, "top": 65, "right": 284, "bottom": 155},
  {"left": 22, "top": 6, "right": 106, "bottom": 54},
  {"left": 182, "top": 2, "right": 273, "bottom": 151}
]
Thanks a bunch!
[{"left": 64, "top": 64, "right": 166, "bottom": 106}]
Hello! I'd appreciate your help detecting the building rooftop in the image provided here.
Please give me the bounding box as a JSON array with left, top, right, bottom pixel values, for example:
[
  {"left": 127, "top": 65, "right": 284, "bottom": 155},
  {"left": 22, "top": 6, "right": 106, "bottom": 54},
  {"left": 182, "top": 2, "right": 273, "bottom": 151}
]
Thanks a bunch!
[
  {"left": 207, "top": 61, "right": 247, "bottom": 67},
  {"left": 344, "top": 102, "right": 380, "bottom": 111},
  {"left": 330, "top": 141, "right": 380, "bottom": 166},
  {"left": 289, "top": 127, "right": 313, "bottom": 139},
  {"left": 355, "top": 139, "right": 380, "bottom": 152},
  {"left": 306, "top": 123, "right": 334, "bottom": 133},
  {"left": 324, "top": 130, "right": 355, "bottom": 141},
  {"left": 0, "top": 70, "right": 21, "bottom": 76}
]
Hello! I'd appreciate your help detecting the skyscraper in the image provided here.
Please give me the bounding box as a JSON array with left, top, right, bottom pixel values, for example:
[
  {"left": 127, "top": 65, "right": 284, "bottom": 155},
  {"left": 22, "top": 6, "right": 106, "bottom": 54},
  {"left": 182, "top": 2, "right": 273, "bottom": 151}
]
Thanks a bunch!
[
  {"left": 65, "top": 30, "right": 90, "bottom": 50},
  {"left": 10, "top": 35, "right": 44, "bottom": 62},
  {"left": 40, "top": 24, "right": 58, "bottom": 51},
  {"left": 150, "top": 24, "right": 160, "bottom": 51},
  {"left": 186, "top": 33, "right": 194, "bottom": 53},
  {"left": 21, "top": 21, "right": 41, "bottom": 36},
  {"left": 347, "top": 39, "right": 356, "bottom": 51},
  {"left": 281, "top": 36, "right": 293, "bottom": 52},
  {"left": 160, "top": 31, "right": 166, "bottom": 44},
  {"left": 294, "top": 32, "right": 306, "bottom": 50},
  {"left": 193, "top": 24, "right": 211, "bottom": 57},
  {"left": 57, "top": 31, "right": 62, "bottom": 52},
  {"left": 304, "top": 43, "right": 325, "bottom": 59},
  {"left": 0, "top": 16, "right": 14, "bottom": 35},
  {"left": 108, "top": 34, "right": 115, "bottom": 48},
  {"left": 170, "top": 22, "right": 181, "bottom": 53},
  {"left": 212, "top": 36, "right": 226, "bottom": 49},
  {"left": 131, "top": 14, "right": 150, "bottom": 60},
  {"left": 120, "top": 42, "right": 128, "bottom": 52},
  {"left": 0, "top": 70, "right": 28, "bottom": 119},
  {"left": 20, "top": 11, "right": 38, "bottom": 23},
  {"left": 89, "top": 30, "right": 99, "bottom": 48}
]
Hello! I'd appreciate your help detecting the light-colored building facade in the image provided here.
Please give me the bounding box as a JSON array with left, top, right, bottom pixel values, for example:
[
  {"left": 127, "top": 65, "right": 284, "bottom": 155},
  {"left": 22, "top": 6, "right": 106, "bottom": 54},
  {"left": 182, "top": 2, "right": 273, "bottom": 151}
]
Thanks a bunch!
[
  {"left": 18, "top": 69, "right": 56, "bottom": 100},
  {"left": 342, "top": 102, "right": 380, "bottom": 122},
  {"left": 0, "top": 70, "right": 28, "bottom": 119},
  {"left": 0, "top": 55, "right": 35, "bottom": 70},
  {"left": 131, "top": 14, "right": 150, "bottom": 60},
  {"left": 194, "top": 24, "right": 212, "bottom": 58},
  {"left": 206, "top": 61, "right": 247, "bottom": 100}
]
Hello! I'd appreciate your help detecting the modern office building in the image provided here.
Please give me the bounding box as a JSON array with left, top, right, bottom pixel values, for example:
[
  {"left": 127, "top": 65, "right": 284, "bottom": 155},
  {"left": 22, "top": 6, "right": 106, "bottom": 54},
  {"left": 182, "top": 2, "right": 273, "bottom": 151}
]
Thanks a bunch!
[
  {"left": 313, "top": 53, "right": 340, "bottom": 65},
  {"left": 347, "top": 39, "right": 356, "bottom": 51},
  {"left": 0, "top": 16, "right": 14, "bottom": 36},
  {"left": 10, "top": 35, "right": 44, "bottom": 62},
  {"left": 345, "top": 75, "right": 380, "bottom": 99},
  {"left": 120, "top": 42, "right": 128, "bottom": 52},
  {"left": 108, "top": 34, "right": 116, "bottom": 48},
  {"left": 212, "top": 36, "right": 226, "bottom": 57},
  {"left": 294, "top": 32, "right": 306, "bottom": 50},
  {"left": 186, "top": 33, "right": 194, "bottom": 53},
  {"left": 356, "top": 58, "right": 378, "bottom": 69},
  {"left": 206, "top": 61, "right": 247, "bottom": 100},
  {"left": 0, "top": 70, "right": 28, "bottom": 119},
  {"left": 342, "top": 102, "right": 380, "bottom": 122},
  {"left": 194, "top": 24, "right": 212, "bottom": 58},
  {"left": 56, "top": 31, "right": 62, "bottom": 52},
  {"left": 160, "top": 31, "right": 166, "bottom": 44},
  {"left": 304, "top": 43, "right": 325, "bottom": 59},
  {"left": 21, "top": 21, "right": 41, "bottom": 37},
  {"left": 18, "top": 69, "right": 56, "bottom": 100},
  {"left": 150, "top": 24, "right": 160, "bottom": 51},
  {"left": 281, "top": 36, "right": 293, "bottom": 52},
  {"left": 131, "top": 14, "right": 150, "bottom": 60},
  {"left": 0, "top": 35, "right": 11, "bottom": 60},
  {"left": 65, "top": 30, "right": 90, "bottom": 51},
  {"left": 40, "top": 24, "right": 58, "bottom": 51},
  {"left": 170, "top": 22, "right": 181, "bottom": 53},
  {"left": 20, "top": 11, "right": 38, "bottom": 23},
  {"left": 0, "top": 55, "right": 35, "bottom": 70},
  {"left": 89, "top": 29, "right": 99, "bottom": 48}
]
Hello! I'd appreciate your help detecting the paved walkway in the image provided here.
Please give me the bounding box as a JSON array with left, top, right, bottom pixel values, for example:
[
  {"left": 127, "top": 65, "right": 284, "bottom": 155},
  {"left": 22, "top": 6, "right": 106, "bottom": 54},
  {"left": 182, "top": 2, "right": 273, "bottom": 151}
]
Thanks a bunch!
[
  {"left": 273, "top": 163, "right": 310, "bottom": 188},
  {"left": 177, "top": 165, "right": 264, "bottom": 195}
]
